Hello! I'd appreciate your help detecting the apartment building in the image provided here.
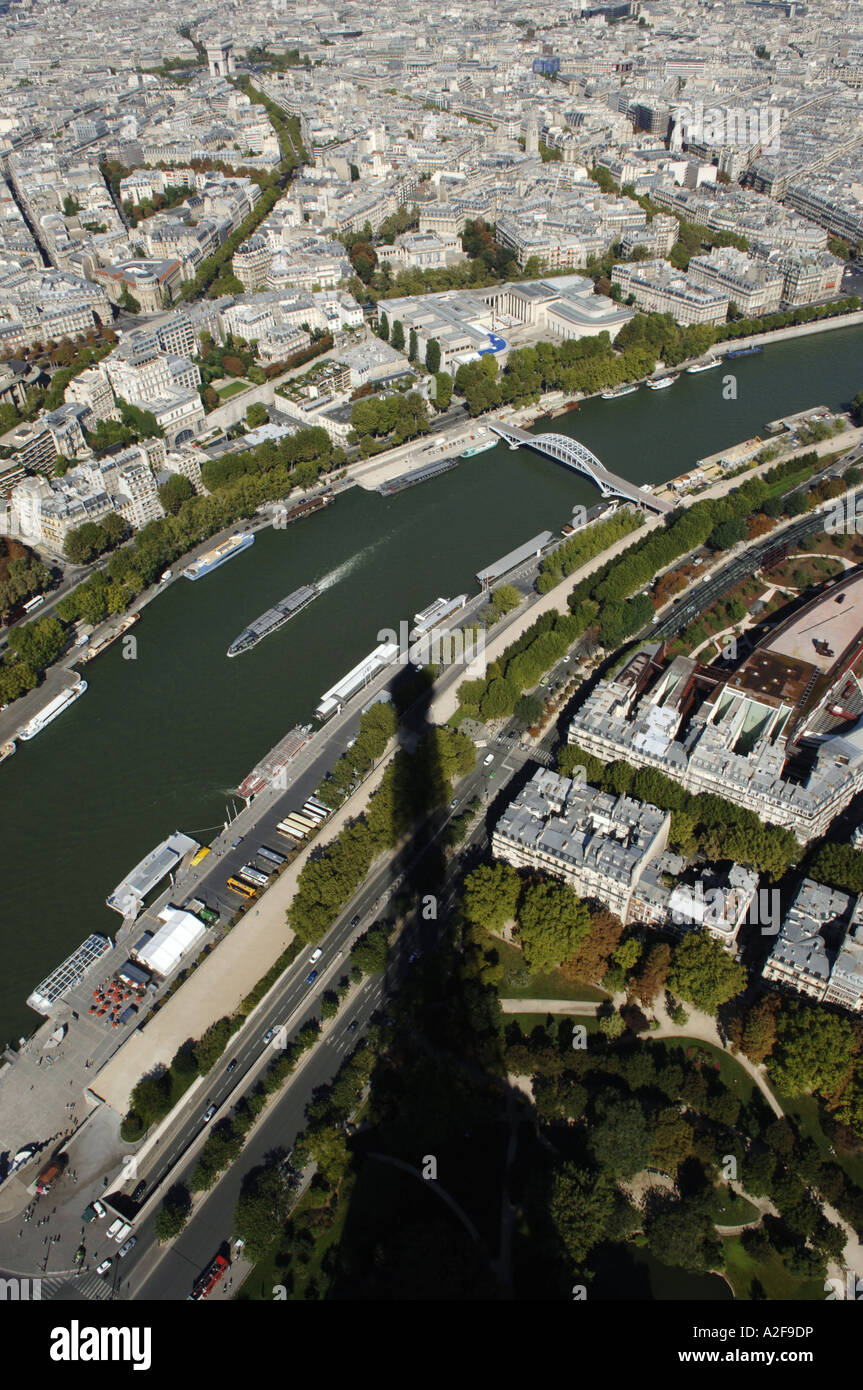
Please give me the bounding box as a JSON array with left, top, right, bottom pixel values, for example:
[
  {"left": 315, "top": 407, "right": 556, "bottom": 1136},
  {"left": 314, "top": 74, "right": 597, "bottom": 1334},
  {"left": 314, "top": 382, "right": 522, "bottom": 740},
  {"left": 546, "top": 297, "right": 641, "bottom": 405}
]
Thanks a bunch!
[
  {"left": 762, "top": 879, "right": 863, "bottom": 1014},
  {"left": 65, "top": 367, "right": 117, "bottom": 424},
  {"left": 686, "top": 247, "right": 784, "bottom": 317},
  {"left": 491, "top": 767, "right": 671, "bottom": 924},
  {"left": 611, "top": 259, "right": 729, "bottom": 325},
  {"left": 752, "top": 247, "right": 845, "bottom": 308},
  {"left": 568, "top": 571, "right": 863, "bottom": 844},
  {"left": 233, "top": 234, "right": 272, "bottom": 291}
]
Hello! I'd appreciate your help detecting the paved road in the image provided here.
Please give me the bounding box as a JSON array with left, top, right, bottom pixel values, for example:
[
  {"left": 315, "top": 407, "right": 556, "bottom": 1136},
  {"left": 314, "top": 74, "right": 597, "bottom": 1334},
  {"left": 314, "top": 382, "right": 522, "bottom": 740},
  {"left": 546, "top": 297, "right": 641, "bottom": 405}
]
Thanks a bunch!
[{"left": 652, "top": 459, "right": 863, "bottom": 643}]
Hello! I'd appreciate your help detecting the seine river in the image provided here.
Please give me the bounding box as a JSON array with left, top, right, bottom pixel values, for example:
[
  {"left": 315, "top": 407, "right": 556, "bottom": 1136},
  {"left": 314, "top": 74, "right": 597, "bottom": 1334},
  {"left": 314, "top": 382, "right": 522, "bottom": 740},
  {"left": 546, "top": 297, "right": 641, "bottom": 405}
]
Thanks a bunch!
[{"left": 4, "top": 324, "right": 863, "bottom": 1042}]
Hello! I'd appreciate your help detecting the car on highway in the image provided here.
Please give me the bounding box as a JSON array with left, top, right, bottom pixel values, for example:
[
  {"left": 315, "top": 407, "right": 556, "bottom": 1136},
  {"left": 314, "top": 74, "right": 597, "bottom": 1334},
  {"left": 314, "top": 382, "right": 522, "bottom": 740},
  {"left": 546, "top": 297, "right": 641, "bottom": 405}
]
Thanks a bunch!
[
  {"left": 350, "top": 914, "right": 360, "bottom": 928},
  {"left": 346, "top": 1019, "right": 360, "bottom": 1033},
  {"left": 305, "top": 970, "right": 318, "bottom": 985},
  {"left": 117, "top": 1236, "right": 137, "bottom": 1259},
  {"left": 226, "top": 1058, "right": 238, "bottom": 1074},
  {"left": 309, "top": 948, "right": 323, "bottom": 963},
  {"left": 202, "top": 1103, "right": 217, "bottom": 1124},
  {"left": 262, "top": 1026, "right": 277, "bottom": 1045},
  {"left": 96, "top": 1258, "right": 113, "bottom": 1276},
  {"left": 231, "top": 836, "right": 244, "bottom": 849},
  {"left": 130, "top": 1180, "right": 146, "bottom": 1203},
  {"left": 408, "top": 951, "right": 420, "bottom": 964}
]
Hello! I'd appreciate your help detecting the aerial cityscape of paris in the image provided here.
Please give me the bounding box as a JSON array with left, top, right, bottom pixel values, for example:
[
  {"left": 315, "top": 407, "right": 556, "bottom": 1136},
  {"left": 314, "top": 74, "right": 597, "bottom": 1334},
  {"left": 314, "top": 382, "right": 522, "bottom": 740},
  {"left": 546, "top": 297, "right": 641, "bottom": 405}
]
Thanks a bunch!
[{"left": 1, "top": 0, "right": 863, "bottom": 1355}]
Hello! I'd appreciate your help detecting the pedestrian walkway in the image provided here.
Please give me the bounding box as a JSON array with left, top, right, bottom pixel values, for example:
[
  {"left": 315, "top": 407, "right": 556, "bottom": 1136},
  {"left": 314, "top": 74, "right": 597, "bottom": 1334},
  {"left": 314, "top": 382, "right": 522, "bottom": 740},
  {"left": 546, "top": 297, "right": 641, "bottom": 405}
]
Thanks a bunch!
[
  {"left": 500, "top": 998, "right": 600, "bottom": 1016},
  {"left": 40, "top": 1268, "right": 117, "bottom": 1302}
]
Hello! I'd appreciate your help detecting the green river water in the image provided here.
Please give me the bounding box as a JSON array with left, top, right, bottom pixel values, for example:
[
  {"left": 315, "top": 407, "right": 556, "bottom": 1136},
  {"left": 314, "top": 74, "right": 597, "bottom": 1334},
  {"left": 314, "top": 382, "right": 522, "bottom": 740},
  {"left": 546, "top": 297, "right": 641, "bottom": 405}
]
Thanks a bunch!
[{"left": 3, "top": 324, "right": 863, "bottom": 1042}]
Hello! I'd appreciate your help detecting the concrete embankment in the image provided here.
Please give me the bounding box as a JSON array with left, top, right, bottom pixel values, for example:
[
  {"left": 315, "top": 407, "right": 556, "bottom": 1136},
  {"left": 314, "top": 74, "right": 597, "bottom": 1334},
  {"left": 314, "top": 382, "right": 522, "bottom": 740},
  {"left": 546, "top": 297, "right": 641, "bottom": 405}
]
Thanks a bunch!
[{"left": 89, "top": 743, "right": 399, "bottom": 1116}]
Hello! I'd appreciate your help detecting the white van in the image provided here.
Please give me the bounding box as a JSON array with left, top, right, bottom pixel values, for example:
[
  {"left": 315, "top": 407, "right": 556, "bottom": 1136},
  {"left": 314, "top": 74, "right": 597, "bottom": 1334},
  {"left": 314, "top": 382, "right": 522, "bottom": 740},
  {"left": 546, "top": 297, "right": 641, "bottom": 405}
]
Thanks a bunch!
[
  {"left": 113, "top": 1222, "right": 132, "bottom": 1244},
  {"left": 106, "top": 1217, "right": 124, "bottom": 1240},
  {"left": 483, "top": 753, "right": 494, "bottom": 766}
]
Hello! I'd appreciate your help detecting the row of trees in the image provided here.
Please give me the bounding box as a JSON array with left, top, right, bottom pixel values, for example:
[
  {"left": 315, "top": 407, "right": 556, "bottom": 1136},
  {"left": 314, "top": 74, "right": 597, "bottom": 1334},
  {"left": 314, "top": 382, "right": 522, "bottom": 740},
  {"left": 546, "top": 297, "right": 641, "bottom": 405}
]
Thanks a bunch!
[
  {"left": 288, "top": 727, "right": 475, "bottom": 943},
  {"left": 447, "top": 299, "right": 861, "bottom": 418},
  {"left": 0, "top": 420, "right": 350, "bottom": 705},
  {"left": 62, "top": 512, "right": 128, "bottom": 565},
  {"left": 0, "top": 541, "right": 49, "bottom": 623},
  {"left": 313, "top": 702, "right": 397, "bottom": 809},
  {"left": 559, "top": 742, "right": 800, "bottom": 879},
  {"left": 123, "top": 1015, "right": 244, "bottom": 1139},
  {"left": 349, "top": 390, "right": 429, "bottom": 447}
]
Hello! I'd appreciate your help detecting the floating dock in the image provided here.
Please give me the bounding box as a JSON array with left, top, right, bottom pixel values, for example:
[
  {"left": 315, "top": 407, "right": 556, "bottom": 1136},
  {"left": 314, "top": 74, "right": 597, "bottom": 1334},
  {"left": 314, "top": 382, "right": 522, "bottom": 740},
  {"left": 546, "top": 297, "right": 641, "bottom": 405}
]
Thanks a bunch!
[
  {"left": 27, "top": 933, "right": 112, "bottom": 1016},
  {"left": 107, "top": 831, "right": 199, "bottom": 919},
  {"left": 316, "top": 641, "right": 400, "bottom": 722},
  {"left": 410, "top": 594, "right": 468, "bottom": 640},
  {"left": 476, "top": 531, "right": 554, "bottom": 589},
  {"left": 377, "top": 456, "right": 458, "bottom": 496}
]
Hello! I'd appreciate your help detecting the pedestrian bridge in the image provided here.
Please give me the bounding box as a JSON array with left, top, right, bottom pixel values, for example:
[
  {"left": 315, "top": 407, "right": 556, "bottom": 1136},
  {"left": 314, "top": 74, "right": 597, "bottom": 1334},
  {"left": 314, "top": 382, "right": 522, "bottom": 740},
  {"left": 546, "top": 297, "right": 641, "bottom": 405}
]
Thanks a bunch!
[{"left": 487, "top": 420, "right": 672, "bottom": 515}]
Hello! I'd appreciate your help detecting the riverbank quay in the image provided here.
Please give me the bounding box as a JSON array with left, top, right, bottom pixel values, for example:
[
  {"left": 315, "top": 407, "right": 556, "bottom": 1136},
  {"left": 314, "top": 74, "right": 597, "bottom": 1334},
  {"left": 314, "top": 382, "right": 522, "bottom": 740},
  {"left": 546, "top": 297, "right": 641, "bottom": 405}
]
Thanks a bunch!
[
  {"left": 87, "top": 740, "right": 400, "bottom": 1117},
  {"left": 430, "top": 426, "right": 863, "bottom": 725}
]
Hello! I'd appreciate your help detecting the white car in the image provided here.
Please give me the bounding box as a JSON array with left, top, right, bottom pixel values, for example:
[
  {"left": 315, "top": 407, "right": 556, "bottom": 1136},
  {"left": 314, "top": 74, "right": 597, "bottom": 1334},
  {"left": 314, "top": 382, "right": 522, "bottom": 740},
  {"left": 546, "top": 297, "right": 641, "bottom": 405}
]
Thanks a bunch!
[
  {"left": 92, "top": 1199, "right": 107, "bottom": 1219},
  {"left": 96, "top": 1258, "right": 112, "bottom": 1276},
  {"left": 309, "top": 948, "right": 323, "bottom": 963}
]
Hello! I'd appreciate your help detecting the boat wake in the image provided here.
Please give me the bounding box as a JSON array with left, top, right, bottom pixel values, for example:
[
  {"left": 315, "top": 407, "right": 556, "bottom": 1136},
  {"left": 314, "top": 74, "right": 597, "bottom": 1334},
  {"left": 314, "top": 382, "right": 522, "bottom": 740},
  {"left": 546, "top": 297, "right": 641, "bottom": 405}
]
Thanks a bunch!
[{"left": 317, "top": 537, "right": 389, "bottom": 591}]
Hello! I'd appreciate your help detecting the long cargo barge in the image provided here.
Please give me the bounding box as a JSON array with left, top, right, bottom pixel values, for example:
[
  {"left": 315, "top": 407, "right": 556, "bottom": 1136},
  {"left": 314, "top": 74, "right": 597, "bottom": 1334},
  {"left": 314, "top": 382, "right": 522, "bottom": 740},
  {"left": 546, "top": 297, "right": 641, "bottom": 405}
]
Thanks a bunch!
[
  {"left": 79, "top": 611, "right": 140, "bottom": 663},
  {"left": 237, "top": 723, "right": 313, "bottom": 800},
  {"left": 377, "top": 456, "right": 458, "bottom": 496},
  {"left": 184, "top": 532, "right": 255, "bottom": 581},
  {"left": 18, "top": 677, "right": 87, "bottom": 742},
  {"left": 227, "top": 584, "right": 318, "bottom": 658}
]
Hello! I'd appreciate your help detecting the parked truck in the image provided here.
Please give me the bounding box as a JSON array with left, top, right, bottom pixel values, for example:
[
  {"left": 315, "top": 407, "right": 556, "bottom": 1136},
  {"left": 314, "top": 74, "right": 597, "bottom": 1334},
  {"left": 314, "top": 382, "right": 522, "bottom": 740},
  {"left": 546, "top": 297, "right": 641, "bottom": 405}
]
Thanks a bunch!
[{"left": 35, "top": 1154, "right": 67, "bottom": 1194}]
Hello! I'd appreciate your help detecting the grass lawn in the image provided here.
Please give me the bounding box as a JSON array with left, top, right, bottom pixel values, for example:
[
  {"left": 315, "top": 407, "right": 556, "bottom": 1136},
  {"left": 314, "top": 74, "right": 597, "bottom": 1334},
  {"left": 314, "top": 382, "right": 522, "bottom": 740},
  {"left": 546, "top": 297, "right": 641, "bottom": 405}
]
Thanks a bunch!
[
  {"left": 777, "top": 1090, "right": 863, "bottom": 1191},
  {"left": 657, "top": 1037, "right": 757, "bottom": 1104},
  {"left": 217, "top": 380, "right": 250, "bottom": 400},
  {"left": 709, "top": 1184, "right": 762, "bottom": 1227},
  {"left": 238, "top": 1173, "right": 356, "bottom": 1302},
  {"left": 722, "top": 1235, "right": 826, "bottom": 1302},
  {"left": 760, "top": 464, "right": 815, "bottom": 499},
  {"left": 768, "top": 554, "right": 845, "bottom": 589},
  {"left": 482, "top": 928, "right": 608, "bottom": 1003}
]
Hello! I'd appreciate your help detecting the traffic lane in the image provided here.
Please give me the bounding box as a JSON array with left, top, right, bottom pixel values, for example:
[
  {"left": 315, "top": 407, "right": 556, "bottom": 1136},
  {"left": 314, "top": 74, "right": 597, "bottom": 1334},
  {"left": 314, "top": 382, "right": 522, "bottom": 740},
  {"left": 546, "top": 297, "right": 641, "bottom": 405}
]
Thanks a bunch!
[
  {"left": 118, "top": 781, "right": 477, "bottom": 1217},
  {"left": 121, "top": 832, "right": 412, "bottom": 1205},
  {"left": 130, "top": 978, "right": 384, "bottom": 1301},
  {"left": 652, "top": 512, "right": 827, "bottom": 639},
  {"left": 121, "top": 928, "right": 363, "bottom": 1196},
  {"left": 127, "top": 766, "right": 515, "bottom": 1297}
]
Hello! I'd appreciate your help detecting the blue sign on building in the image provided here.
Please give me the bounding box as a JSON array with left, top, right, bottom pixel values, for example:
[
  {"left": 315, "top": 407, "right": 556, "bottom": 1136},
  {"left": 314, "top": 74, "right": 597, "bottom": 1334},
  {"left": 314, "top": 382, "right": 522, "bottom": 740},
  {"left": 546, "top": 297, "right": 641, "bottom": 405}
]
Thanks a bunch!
[{"left": 532, "top": 56, "right": 560, "bottom": 76}]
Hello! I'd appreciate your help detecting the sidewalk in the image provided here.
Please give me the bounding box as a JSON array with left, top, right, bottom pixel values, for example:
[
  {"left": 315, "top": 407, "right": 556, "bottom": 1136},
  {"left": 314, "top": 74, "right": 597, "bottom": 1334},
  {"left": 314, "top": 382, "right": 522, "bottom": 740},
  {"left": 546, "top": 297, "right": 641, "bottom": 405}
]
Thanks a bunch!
[
  {"left": 89, "top": 743, "right": 399, "bottom": 1116},
  {"left": 500, "top": 998, "right": 600, "bottom": 1016}
]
